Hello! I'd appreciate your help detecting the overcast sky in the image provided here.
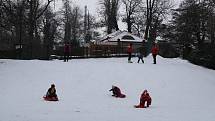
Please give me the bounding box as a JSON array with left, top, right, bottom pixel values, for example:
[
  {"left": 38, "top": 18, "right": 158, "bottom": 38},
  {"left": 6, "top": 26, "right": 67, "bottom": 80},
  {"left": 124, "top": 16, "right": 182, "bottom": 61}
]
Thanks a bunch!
[
  {"left": 52, "top": 0, "right": 184, "bottom": 30},
  {"left": 52, "top": 0, "right": 99, "bottom": 14},
  {"left": 53, "top": 0, "right": 183, "bottom": 14}
]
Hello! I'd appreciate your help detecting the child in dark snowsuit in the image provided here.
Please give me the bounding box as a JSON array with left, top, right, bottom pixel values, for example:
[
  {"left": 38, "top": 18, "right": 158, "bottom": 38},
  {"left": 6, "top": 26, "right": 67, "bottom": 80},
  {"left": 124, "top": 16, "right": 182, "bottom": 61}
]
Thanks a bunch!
[
  {"left": 64, "top": 43, "right": 70, "bottom": 62},
  {"left": 109, "top": 85, "right": 126, "bottom": 98},
  {"left": 137, "top": 49, "right": 144, "bottom": 63},
  {"left": 44, "top": 84, "right": 58, "bottom": 101},
  {"left": 135, "top": 90, "right": 152, "bottom": 108}
]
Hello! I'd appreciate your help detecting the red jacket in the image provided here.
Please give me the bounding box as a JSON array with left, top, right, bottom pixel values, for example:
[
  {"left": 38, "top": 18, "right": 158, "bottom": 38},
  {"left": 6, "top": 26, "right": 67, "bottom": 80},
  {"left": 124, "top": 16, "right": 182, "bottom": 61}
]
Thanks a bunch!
[
  {"left": 135, "top": 90, "right": 152, "bottom": 108},
  {"left": 151, "top": 46, "right": 159, "bottom": 55},
  {"left": 140, "top": 93, "right": 151, "bottom": 102},
  {"left": 127, "top": 46, "right": 132, "bottom": 53},
  {"left": 64, "top": 44, "right": 70, "bottom": 53}
]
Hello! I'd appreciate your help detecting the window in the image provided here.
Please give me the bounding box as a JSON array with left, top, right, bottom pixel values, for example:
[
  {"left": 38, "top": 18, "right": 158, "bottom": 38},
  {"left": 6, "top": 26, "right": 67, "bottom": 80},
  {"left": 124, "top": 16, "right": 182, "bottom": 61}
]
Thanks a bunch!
[{"left": 122, "top": 35, "right": 135, "bottom": 40}]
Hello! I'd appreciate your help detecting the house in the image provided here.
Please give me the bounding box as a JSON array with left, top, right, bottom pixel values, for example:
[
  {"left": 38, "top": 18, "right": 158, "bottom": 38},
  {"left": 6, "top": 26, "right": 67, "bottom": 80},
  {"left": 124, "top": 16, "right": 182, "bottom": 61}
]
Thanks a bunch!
[
  {"left": 97, "top": 30, "right": 146, "bottom": 50},
  {"left": 85, "top": 30, "right": 146, "bottom": 56}
]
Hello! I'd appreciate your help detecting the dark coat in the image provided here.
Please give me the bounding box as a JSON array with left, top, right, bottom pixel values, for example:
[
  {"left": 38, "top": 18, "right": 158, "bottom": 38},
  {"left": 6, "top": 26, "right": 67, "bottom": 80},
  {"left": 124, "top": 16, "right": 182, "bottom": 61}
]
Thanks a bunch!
[
  {"left": 64, "top": 44, "right": 70, "bottom": 53},
  {"left": 109, "top": 86, "right": 121, "bottom": 96},
  {"left": 109, "top": 86, "right": 126, "bottom": 98},
  {"left": 46, "top": 87, "right": 57, "bottom": 98}
]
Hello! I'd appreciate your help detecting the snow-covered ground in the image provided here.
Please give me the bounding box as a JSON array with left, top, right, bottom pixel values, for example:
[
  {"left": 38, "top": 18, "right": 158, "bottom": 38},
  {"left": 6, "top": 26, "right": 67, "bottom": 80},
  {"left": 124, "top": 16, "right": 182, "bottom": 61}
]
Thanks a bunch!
[{"left": 0, "top": 56, "right": 215, "bottom": 121}]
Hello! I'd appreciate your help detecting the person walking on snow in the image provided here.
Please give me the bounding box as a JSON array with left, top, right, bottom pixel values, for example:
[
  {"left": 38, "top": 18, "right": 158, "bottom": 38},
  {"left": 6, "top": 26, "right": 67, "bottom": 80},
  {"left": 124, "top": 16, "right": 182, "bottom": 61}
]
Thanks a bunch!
[
  {"left": 151, "top": 43, "right": 159, "bottom": 64},
  {"left": 137, "top": 48, "right": 144, "bottom": 63},
  {"left": 127, "top": 43, "right": 133, "bottom": 63},
  {"left": 134, "top": 90, "right": 152, "bottom": 108},
  {"left": 64, "top": 43, "right": 70, "bottom": 62}
]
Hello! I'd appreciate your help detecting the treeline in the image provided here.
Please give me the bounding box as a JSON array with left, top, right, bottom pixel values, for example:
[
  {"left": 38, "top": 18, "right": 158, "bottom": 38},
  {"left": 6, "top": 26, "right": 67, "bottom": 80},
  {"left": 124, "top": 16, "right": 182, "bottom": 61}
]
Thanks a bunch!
[
  {"left": 0, "top": 0, "right": 174, "bottom": 59},
  {"left": 1, "top": 0, "right": 215, "bottom": 69},
  {"left": 99, "top": 0, "right": 173, "bottom": 54},
  {"left": 163, "top": 0, "right": 215, "bottom": 69},
  {"left": 0, "top": 0, "right": 98, "bottom": 59}
]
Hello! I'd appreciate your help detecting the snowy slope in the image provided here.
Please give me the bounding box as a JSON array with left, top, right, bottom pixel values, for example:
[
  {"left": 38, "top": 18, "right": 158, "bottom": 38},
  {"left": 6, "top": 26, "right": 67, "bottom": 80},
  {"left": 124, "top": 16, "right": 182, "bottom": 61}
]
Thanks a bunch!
[{"left": 0, "top": 56, "right": 215, "bottom": 121}]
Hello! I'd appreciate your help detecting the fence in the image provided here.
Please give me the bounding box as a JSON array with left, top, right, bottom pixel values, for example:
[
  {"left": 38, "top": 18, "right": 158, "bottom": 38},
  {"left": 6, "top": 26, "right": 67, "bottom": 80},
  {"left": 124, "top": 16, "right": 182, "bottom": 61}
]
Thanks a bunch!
[
  {"left": 1, "top": 42, "right": 181, "bottom": 59},
  {"left": 52, "top": 44, "right": 137, "bottom": 59}
]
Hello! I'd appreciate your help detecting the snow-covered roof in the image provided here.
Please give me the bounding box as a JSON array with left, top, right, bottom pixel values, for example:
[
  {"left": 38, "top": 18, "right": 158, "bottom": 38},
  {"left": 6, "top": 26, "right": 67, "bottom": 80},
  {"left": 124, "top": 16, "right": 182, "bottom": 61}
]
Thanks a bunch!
[
  {"left": 105, "top": 30, "right": 123, "bottom": 38},
  {"left": 100, "top": 30, "right": 144, "bottom": 44}
]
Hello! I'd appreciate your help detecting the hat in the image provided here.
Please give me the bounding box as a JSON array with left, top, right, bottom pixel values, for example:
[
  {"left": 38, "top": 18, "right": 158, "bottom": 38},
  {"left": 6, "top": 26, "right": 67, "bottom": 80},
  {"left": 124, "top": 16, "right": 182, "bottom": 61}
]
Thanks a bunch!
[{"left": 51, "top": 84, "right": 55, "bottom": 87}]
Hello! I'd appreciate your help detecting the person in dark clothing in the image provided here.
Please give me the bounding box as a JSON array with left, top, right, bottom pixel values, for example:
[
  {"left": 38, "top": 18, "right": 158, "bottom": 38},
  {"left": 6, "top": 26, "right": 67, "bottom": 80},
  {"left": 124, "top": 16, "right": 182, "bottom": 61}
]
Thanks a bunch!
[
  {"left": 151, "top": 43, "right": 159, "bottom": 64},
  {"left": 137, "top": 49, "right": 144, "bottom": 63},
  {"left": 134, "top": 90, "right": 152, "bottom": 108},
  {"left": 64, "top": 43, "right": 70, "bottom": 62},
  {"left": 109, "top": 85, "right": 126, "bottom": 98},
  {"left": 127, "top": 43, "right": 133, "bottom": 63},
  {"left": 44, "top": 84, "right": 58, "bottom": 101}
]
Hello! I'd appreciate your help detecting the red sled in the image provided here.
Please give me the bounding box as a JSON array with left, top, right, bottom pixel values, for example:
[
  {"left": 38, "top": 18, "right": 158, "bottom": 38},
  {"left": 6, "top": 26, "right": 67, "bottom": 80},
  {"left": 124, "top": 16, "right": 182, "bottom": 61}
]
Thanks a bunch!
[
  {"left": 134, "top": 105, "right": 145, "bottom": 108},
  {"left": 43, "top": 96, "right": 59, "bottom": 101},
  {"left": 134, "top": 104, "right": 150, "bottom": 108}
]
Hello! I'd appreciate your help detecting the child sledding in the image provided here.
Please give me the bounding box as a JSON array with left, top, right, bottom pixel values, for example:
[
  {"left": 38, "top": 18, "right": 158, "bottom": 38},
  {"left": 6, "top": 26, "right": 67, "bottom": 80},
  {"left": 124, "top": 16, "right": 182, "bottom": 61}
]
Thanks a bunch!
[
  {"left": 42, "top": 83, "right": 152, "bottom": 109},
  {"left": 134, "top": 90, "right": 152, "bottom": 108},
  {"left": 109, "top": 85, "right": 126, "bottom": 98},
  {"left": 43, "top": 84, "right": 59, "bottom": 101}
]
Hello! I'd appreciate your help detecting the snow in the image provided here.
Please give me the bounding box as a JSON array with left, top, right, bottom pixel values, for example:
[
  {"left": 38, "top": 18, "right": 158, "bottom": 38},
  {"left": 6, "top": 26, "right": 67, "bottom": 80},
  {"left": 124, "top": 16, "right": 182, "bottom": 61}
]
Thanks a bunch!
[
  {"left": 0, "top": 56, "right": 215, "bottom": 121},
  {"left": 101, "top": 30, "right": 144, "bottom": 43}
]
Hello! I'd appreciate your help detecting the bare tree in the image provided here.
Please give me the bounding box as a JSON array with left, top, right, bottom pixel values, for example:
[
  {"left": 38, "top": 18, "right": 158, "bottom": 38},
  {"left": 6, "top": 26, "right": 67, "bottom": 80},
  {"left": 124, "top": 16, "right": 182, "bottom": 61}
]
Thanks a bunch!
[
  {"left": 144, "top": 0, "right": 156, "bottom": 40},
  {"left": 62, "top": 0, "right": 72, "bottom": 44},
  {"left": 26, "top": 0, "right": 54, "bottom": 58},
  {"left": 1, "top": 0, "right": 28, "bottom": 58},
  {"left": 150, "top": 0, "right": 173, "bottom": 40},
  {"left": 122, "top": 0, "right": 142, "bottom": 33},
  {"left": 42, "top": 6, "right": 59, "bottom": 59},
  {"left": 99, "top": 0, "right": 120, "bottom": 34},
  {"left": 142, "top": 0, "right": 173, "bottom": 54},
  {"left": 206, "top": 0, "right": 215, "bottom": 45},
  {"left": 84, "top": 7, "right": 96, "bottom": 43},
  {"left": 111, "top": 0, "right": 119, "bottom": 31},
  {"left": 71, "top": 6, "right": 82, "bottom": 46},
  {"left": 132, "top": 13, "right": 145, "bottom": 37}
]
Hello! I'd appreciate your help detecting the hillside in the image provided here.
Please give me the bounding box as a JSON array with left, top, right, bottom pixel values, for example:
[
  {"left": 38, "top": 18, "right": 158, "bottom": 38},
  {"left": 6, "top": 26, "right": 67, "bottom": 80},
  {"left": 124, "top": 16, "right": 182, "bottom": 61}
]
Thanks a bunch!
[{"left": 0, "top": 56, "right": 215, "bottom": 121}]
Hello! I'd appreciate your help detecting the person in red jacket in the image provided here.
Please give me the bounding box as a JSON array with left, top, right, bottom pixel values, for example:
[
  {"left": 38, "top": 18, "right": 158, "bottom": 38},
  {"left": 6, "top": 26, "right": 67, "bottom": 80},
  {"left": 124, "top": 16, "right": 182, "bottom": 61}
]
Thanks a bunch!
[
  {"left": 109, "top": 85, "right": 126, "bottom": 98},
  {"left": 127, "top": 43, "right": 133, "bottom": 63},
  {"left": 64, "top": 43, "right": 70, "bottom": 62},
  {"left": 151, "top": 43, "right": 159, "bottom": 64},
  {"left": 134, "top": 90, "right": 152, "bottom": 108}
]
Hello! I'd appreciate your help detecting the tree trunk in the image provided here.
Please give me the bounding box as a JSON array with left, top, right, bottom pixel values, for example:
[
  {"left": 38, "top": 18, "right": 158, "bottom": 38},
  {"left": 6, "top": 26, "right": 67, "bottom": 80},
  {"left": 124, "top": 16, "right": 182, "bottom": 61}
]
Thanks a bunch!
[
  {"left": 28, "top": 0, "right": 34, "bottom": 59},
  {"left": 107, "top": 16, "right": 112, "bottom": 34},
  {"left": 144, "top": 0, "right": 155, "bottom": 40},
  {"left": 113, "top": 16, "right": 119, "bottom": 31},
  {"left": 127, "top": 15, "right": 132, "bottom": 33}
]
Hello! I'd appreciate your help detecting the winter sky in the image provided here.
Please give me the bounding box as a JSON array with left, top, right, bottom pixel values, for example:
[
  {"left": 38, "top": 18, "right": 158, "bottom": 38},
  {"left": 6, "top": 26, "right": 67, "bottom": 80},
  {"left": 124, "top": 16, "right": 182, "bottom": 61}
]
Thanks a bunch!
[
  {"left": 53, "top": 0, "right": 183, "bottom": 14},
  {"left": 52, "top": 0, "right": 183, "bottom": 30}
]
